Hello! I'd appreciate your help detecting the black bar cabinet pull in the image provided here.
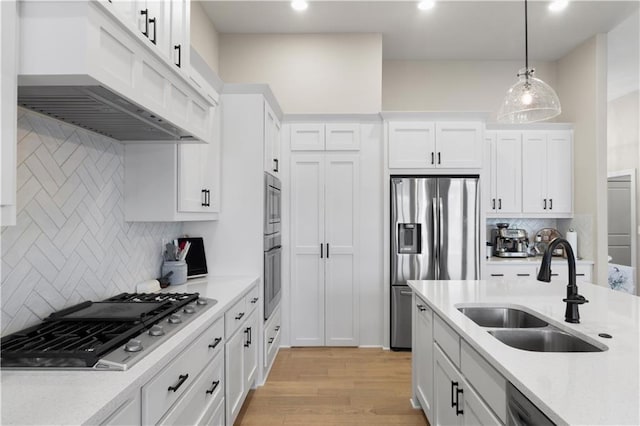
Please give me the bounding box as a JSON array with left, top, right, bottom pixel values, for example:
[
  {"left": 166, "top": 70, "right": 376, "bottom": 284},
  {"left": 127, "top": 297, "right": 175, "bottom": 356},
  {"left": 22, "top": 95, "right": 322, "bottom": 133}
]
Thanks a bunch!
[
  {"left": 492, "top": 198, "right": 495, "bottom": 210},
  {"left": 498, "top": 198, "right": 502, "bottom": 210},
  {"left": 244, "top": 328, "right": 250, "bottom": 347},
  {"left": 491, "top": 273, "right": 504, "bottom": 277},
  {"left": 235, "top": 312, "right": 245, "bottom": 320},
  {"left": 437, "top": 152, "right": 441, "bottom": 164},
  {"left": 326, "top": 243, "right": 330, "bottom": 258},
  {"left": 208, "top": 337, "right": 222, "bottom": 349},
  {"left": 273, "top": 159, "right": 279, "bottom": 173},
  {"left": 549, "top": 198, "right": 553, "bottom": 210},
  {"left": 275, "top": 326, "right": 280, "bottom": 332},
  {"left": 201, "top": 189, "right": 207, "bottom": 207},
  {"left": 149, "top": 16, "right": 157, "bottom": 45},
  {"left": 455, "top": 387, "right": 464, "bottom": 415},
  {"left": 140, "top": 9, "right": 149, "bottom": 37},
  {"left": 451, "top": 381, "right": 457, "bottom": 407},
  {"left": 268, "top": 337, "right": 274, "bottom": 344},
  {"left": 543, "top": 198, "right": 547, "bottom": 210},
  {"left": 205, "top": 380, "right": 220, "bottom": 395},
  {"left": 517, "top": 273, "right": 530, "bottom": 277},
  {"left": 174, "top": 44, "right": 181, "bottom": 68},
  {"left": 320, "top": 243, "right": 323, "bottom": 258},
  {"left": 251, "top": 297, "right": 259, "bottom": 304},
  {"left": 431, "top": 152, "right": 434, "bottom": 165},
  {"left": 248, "top": 327, "right": 252, "bottom": 345},
  {"left": 168, "top": 374, "right": 189, "bottom": 392}
]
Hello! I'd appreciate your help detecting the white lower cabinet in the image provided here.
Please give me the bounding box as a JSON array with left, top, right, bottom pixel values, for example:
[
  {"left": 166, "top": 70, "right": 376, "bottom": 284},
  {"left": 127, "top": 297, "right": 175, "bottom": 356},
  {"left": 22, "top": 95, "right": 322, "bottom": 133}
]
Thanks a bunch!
[
  {"left": 264, "top": 305, "right": 282, "bottom": 370},
  {"left": 225, "top": 288, "right": 260, "bottom": 425},
  {"left": 413, "top": 296, "right": 434, "bottom": 419},
  {"left": 414, "top": 307, "right": 506, "bottom": 426},
  {"left": 484, "top": 264, "right": 536, "bottom": 280},
  {"left": 485, "top": 262, "right": 593, "bottom": 283}
]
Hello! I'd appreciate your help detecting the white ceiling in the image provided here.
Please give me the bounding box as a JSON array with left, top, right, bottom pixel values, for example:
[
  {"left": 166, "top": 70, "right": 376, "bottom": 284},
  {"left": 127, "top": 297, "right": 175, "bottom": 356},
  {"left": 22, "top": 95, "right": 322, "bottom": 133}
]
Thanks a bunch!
[{"left": 201, "top": 0, "right": 639, "bottom": 61}]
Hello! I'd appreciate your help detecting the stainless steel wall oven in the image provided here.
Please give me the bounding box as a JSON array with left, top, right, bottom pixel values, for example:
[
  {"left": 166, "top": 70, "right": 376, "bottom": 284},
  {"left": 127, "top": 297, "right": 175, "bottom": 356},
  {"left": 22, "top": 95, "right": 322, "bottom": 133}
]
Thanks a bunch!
[{"left": 264, "top": 173, "right": 282, "bottom": 320}]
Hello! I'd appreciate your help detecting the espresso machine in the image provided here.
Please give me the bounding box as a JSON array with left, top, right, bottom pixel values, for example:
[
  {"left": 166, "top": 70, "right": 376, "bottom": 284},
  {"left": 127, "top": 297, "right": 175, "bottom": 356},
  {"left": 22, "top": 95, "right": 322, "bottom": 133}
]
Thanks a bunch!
[{"left": 492, "top": 223, "right": 529, "bottom": 258}]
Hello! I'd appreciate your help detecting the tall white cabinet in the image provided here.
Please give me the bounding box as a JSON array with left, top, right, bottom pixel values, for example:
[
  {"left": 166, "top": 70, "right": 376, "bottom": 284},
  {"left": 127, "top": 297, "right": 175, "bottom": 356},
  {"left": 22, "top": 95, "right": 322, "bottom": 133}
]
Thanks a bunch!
[{"left": 290, "top": 124, "right": 361, "bottom": 347}]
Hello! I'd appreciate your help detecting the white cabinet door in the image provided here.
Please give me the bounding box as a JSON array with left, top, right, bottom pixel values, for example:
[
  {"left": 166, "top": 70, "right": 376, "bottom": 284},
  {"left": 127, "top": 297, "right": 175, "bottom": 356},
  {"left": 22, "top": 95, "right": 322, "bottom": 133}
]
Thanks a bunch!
[
  {"left": 325, "top": 123, "right": 361, "bottom": 151},
  {"left": 290, "top": 155, "right": 326, "bottom": 346},
  {"left": 264, "top": 101, "right": 281, "bottom": 176},
  {"left": 484, "top": 132, "right": 497, "bottom": 213},
  {"left": 414, "top": 299, "right": 434, "bottom": 419},
  {"left": 169, "top": 0, "right": 189, "bottom": 70},
  {"left": 291, "top": 123, "right": 325, "bottom": 151},
  {"left": 461, "top": 382, "right": 502, "bottom": 426},
  {"left": 224, "top": 327, "right": 245, "bottom": 424},
  {"left": 243, "top": 310, "right": 259, "bottom": 390},
  {"left": 494, "top": 132, "right": 522, "bottom": 214},
  {"left": 435, "top": 122, "right": 482, "bottom": 169},
  {"left": 324, "top": 155, "right": 359, "bottom": 346},
  {"left": 290, "top": 153, "right": 359, "bottom": 347},
  {"left": 522, "top": 132, "right": 548, "bottom": 213},
  {"left": 178, "top": 144, "right": 206, "bottom": 212},
  {"left": 388, "top": 122, "right": 436, "bottom": 168},
  {"left": 434, "top": 345, "right": 463, "bottom": 426},
  {"left": 546, "top": 132, "right": 572, "bottom": 214}
]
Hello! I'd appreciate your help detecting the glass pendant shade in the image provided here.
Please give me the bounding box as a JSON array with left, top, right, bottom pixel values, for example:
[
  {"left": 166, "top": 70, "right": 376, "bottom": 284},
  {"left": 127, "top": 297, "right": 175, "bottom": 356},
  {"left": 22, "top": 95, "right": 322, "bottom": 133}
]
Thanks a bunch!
[{"left": 498, "top": 68, "right": 562, "bottom": 123}]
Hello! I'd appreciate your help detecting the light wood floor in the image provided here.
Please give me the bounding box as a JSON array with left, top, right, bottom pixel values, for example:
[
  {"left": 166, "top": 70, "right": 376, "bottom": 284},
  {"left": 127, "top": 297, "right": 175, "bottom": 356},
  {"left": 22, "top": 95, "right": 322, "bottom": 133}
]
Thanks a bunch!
[{"left": 235, "top": 347, "right": 429, "bottom": 425}]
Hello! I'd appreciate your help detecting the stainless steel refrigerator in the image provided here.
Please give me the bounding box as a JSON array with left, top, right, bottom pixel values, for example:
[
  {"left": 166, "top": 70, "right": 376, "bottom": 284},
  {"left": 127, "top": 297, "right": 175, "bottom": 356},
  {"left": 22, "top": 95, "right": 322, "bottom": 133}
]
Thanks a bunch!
[{"left": 391, "top": 176, "right": 480, "bottom": 349}]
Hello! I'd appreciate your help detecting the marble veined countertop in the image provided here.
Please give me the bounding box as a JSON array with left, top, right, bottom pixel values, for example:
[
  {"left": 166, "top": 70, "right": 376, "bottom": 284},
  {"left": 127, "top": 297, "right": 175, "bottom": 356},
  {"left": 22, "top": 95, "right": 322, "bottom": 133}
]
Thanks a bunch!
[{"left": 408, "top": 279, "right": 639, "bottom": 425}]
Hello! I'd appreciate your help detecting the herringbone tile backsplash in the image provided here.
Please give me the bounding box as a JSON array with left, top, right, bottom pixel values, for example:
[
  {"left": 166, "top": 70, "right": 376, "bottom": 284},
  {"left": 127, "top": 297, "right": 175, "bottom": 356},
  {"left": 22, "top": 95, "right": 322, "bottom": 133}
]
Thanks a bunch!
[{"left": 1, "top": 109, "right": 183, "bottom": 336}]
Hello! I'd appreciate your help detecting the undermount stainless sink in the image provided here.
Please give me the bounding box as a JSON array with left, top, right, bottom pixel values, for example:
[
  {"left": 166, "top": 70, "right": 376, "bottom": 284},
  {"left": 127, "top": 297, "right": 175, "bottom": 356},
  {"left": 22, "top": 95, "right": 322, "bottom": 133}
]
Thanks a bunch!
[
  {"left": 457, "top": 305, "right": 607, "bottom": 353},
  {"left": 488, "top": 329, "right": 605, "bottom": 353},
  {"left": 458, "top": 307, "right": 549, "bottom": 328}
]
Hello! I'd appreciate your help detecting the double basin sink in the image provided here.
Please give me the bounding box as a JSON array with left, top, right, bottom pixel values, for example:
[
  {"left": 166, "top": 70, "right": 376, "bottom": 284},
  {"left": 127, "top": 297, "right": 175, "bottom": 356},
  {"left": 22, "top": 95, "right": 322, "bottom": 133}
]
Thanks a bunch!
[{"left": 457, "top": 306, "right": 606, "bottom": 352}]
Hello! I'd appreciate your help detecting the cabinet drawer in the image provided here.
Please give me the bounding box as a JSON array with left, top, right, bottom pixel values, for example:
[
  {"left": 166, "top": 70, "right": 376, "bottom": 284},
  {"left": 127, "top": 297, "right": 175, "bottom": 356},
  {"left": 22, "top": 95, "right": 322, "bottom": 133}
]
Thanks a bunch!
[
  {"left": 246, "top": 285, "right": 261, "bottom": 314},
  {"left": 434, "top": 315, "right": 460, "bottom": 367},
  {"left": 225, "top": 296, "right": 248, "bottom": 337},
  {"left": 462, "top": 376, "right": 503, "bottom": 426},
  {"left": 200, "top": 396, "right": 225, "bottom": 426},
  {"left": 142, "top": 323, "right": 222, "bottom": 425},
  {"left": 416, "top": 296, "right": 433, "bottom": 320},
  {"left": 460, "top": 341, "right": 506, "bottom": 423},
  {"left": 264, "top": 306, "right": 281, "bottom": 369},
  {"left": 484, "top": 264, "right": 536, "bottom": 280},
  {"left": 159, "top": 352, "right": 224, "bottom": 425}
]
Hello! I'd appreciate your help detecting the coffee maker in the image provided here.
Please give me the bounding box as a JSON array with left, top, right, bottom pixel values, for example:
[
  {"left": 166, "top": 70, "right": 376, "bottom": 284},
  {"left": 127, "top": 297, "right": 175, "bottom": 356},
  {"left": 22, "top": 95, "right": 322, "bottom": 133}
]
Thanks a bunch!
[{"left": 492, "top": 223, "right": 529, "bottom": 258}]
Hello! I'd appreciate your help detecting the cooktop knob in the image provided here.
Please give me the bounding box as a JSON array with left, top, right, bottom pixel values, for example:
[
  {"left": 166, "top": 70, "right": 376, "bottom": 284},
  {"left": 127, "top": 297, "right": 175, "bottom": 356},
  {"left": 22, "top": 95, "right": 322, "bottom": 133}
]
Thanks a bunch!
[
  {"left": 183, "top": 305, "right": 196, "bottom": 314},
  {"left": 168, "top": 314, "right": 182, "bottom": 324},
  {"left": 196, "top": 298, "right": 208, "bottom": 306},
  {"left": 124, "top": 339, "right": 143, "bottom": 353},
  {"left": 149, "top": 325, "right": 165, "bottom": 336}
]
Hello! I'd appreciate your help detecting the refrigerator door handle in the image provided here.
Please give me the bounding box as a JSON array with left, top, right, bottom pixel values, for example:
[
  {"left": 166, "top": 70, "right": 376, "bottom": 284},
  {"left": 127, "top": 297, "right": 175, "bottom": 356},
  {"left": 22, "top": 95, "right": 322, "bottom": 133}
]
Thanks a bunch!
[
  {"left": 439, "top": 197, "right": 445, "bottom": 278},
  {"left": 432, "top": 197, "right": 438, "bottom": 266}
]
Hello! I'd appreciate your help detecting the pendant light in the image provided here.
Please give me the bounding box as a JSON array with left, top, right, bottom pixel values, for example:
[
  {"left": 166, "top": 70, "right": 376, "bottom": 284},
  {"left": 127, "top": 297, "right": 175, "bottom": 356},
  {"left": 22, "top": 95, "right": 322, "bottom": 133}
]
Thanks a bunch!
[{"left": 498, "top": 0, "right": 561, "bottom": 123}]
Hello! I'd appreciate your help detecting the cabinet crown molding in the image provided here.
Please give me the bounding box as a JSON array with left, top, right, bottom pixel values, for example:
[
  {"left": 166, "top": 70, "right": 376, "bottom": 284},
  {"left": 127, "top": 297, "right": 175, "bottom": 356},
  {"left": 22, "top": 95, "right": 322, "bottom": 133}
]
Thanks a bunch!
[{"left": 381, "top": 111, "right": 490, "bottom": 122}]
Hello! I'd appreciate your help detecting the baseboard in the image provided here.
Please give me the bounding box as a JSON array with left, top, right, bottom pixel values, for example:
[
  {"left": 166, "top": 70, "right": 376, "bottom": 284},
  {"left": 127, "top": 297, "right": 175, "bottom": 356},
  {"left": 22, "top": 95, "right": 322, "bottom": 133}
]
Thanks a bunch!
[
  {"left": 410, "top": 397, "right": 421, "bottom": 410},
  {"left": 358, "top": 345, "right": 384, "bottom": 348}
]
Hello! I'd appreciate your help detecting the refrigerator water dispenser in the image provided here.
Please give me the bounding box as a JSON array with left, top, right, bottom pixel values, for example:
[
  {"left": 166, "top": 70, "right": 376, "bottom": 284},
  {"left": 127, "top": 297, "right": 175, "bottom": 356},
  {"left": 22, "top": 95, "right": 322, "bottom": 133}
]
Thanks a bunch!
[{"left": 398, "top": 223, "right": 421, "bottom": 254}]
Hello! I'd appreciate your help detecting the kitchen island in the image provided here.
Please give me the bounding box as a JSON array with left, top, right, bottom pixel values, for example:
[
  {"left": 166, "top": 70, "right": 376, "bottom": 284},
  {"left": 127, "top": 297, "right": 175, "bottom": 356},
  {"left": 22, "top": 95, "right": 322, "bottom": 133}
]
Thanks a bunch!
[
  {"left": 0, "top": 275, "right": 258, "bottom": 425},
  {"left": 408, "top": 279, "right": 640, "bottom": 425}
]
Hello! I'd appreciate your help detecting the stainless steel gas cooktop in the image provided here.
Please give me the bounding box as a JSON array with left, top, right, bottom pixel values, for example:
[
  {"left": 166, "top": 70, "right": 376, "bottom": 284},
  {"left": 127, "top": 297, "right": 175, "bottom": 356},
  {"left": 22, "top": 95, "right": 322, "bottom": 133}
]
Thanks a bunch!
[{"left": 1, "top": 292, "right": 217, "bottom": 371}]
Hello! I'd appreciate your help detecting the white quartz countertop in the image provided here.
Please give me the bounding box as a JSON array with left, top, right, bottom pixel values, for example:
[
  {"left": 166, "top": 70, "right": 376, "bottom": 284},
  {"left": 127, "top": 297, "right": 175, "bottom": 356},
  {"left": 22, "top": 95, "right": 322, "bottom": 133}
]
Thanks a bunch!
[
  {"left": 407, "top": 279, "right": 640, "bottom": 425},
  {"left": 487, "top": 257, "right": 594, "bottom": 265},
  {"left": 1, "top": 275, "right": 258, "bottom": 426}
]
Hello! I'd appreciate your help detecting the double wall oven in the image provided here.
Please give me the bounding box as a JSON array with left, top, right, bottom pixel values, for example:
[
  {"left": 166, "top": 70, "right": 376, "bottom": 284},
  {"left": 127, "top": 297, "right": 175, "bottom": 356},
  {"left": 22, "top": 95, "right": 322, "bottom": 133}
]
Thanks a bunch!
[{"left": 264, "top": 173, "right": 282, "bottom": 321}]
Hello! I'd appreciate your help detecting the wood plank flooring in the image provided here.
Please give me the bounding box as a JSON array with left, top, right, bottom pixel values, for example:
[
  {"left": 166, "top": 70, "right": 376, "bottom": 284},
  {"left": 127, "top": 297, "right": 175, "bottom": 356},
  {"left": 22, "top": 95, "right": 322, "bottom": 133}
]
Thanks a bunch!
[{"left": 235, "top": 347, "right": 429, "bottom": 425}]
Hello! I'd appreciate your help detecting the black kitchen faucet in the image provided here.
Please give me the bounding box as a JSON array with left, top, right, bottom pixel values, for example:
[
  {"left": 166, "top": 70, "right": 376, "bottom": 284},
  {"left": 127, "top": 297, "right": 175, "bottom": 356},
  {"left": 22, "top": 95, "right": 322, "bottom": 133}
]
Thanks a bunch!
[{"left": 536, "top": 238, "right": 589, "bottom": 323}]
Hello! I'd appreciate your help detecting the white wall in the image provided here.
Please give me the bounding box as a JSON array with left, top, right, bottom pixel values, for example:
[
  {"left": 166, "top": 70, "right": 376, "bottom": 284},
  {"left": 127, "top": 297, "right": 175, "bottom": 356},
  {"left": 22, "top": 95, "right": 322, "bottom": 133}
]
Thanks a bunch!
[
  {"left": 556, "top": 35, "right": 609, "bottom": 285},
  {"left": 219, "top": 34, "right": 383, "bottom": 114},
  {"left": 382, "top": 60, "right": 557, "bottom": 119},
  {"left": 190, "top": 1, "right": 220, "bottom": 73}
]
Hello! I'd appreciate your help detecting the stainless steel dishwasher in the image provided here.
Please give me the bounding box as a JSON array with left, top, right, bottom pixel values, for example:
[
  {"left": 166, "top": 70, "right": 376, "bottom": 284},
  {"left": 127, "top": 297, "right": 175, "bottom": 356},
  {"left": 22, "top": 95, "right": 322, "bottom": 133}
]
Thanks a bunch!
[{"left": 507, "top": 383, "right": 555, "bottom": 425}]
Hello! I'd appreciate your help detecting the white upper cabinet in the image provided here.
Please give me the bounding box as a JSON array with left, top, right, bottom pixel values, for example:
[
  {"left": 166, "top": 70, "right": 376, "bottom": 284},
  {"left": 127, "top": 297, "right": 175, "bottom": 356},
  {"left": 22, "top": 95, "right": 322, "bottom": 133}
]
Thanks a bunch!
[
  {"left": 522, "top": 131, "right": 573, "bottom": 215},
  {"left": 388, "top": 121, "right": 482, "bottom": 169},
  {"left": 486, "top": 131, "right": 522, "bottom": 214},
  {"left": 264, "top": 101, "right": 282, "bottom": 176},
  {"left": 291, "top": 123, "right": 360, "bottom": 151}
]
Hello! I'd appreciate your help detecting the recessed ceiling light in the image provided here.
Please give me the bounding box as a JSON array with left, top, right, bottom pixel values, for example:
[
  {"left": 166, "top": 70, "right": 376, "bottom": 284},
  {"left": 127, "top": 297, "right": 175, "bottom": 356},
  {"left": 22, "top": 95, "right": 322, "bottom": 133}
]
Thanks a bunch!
[
  {"left": 417, "top": 1, "right": 436, "bottom": 11},
  {"left": 291, "top": 1, "right": 308, "bottom": 11},
  {"left": 548, "top": 0, "right": 569, "bottom": 12}
]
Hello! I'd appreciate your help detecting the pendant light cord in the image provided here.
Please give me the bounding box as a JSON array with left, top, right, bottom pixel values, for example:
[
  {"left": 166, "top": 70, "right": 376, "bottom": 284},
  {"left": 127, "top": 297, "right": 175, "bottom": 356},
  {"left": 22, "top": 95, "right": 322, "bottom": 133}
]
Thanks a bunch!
[{"left": 524, "top": 0, "right": 529, "bottom": 73}]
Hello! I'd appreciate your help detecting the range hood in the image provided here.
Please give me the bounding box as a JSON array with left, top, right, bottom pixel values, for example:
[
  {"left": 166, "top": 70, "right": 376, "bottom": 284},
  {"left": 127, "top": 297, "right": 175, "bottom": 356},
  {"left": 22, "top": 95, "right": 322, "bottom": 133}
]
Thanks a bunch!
[{"left": 18, "top": 85, "right": 197, "bottom": 142}]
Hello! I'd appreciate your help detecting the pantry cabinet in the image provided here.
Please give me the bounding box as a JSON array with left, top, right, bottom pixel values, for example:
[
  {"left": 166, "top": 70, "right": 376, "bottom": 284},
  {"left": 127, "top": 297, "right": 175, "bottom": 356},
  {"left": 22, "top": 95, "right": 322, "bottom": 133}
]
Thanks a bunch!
[
  {"left": 388, "top": 121, "right": 482, "bottom": 169},
  {"left": 290, "top": 153, "right": 360, "bottom": 346},
  {"left": 522, "top": 131, "right": 573, "bottom": 215},
  {"left": 485, "top": 132, "right": 522, "bottom": 214}
]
